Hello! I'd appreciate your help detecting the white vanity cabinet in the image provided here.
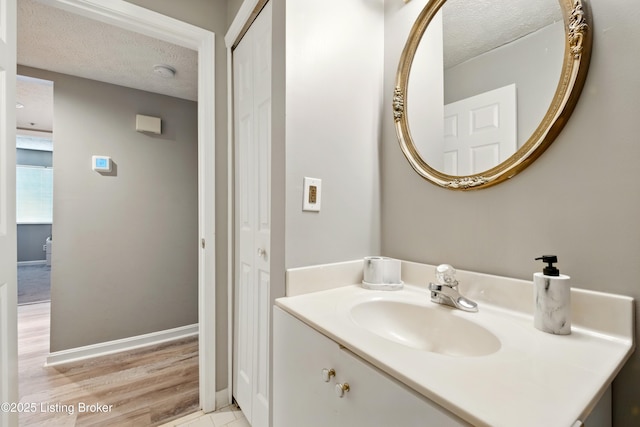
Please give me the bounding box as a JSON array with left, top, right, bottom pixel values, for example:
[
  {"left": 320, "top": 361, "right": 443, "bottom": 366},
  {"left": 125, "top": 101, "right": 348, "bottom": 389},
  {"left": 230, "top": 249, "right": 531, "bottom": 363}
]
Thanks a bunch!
[{"left": 273, "top": 307, "right": 469, "bottom": 427}]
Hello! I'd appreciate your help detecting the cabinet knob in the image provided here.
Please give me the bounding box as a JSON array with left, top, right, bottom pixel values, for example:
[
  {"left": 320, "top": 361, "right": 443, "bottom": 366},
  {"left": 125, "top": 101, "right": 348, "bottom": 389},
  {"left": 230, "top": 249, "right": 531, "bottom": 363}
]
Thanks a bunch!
[
  {"left": 257, "top": 248, "right": 267, "bottom": 259},
  {"left": 321, "top": 368, "right": 336, "bottom": 382},
  {"left": 335, "top": 382, "right": 350, "bottom": 398}
]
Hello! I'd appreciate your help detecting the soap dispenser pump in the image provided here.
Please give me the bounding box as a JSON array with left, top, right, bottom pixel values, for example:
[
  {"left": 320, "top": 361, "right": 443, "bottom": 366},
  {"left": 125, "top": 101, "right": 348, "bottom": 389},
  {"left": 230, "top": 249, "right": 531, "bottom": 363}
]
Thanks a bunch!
[{"left": 534, "top": 255, "right": 571, "bottom": 335}]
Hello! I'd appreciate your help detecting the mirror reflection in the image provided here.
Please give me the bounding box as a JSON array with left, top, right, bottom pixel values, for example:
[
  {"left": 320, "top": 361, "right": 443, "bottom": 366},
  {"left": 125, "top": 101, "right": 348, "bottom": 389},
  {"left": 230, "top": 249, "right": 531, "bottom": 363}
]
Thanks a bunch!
[{"left": 407, "top": 0, "right": 564, "bottom": 176}]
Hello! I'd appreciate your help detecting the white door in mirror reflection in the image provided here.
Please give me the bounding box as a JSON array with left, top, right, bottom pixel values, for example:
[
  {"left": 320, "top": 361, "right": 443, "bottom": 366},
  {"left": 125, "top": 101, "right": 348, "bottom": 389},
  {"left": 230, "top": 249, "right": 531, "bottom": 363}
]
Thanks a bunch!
[{"left": 443, "top": 84, "right": 517, "bottom": 175}]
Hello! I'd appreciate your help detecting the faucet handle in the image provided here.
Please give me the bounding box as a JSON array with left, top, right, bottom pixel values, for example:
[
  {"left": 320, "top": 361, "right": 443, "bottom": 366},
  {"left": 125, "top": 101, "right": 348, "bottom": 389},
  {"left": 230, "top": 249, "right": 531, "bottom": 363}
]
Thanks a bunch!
[{"left": 435, "top": 264, "right": 458, "bottom": 287}]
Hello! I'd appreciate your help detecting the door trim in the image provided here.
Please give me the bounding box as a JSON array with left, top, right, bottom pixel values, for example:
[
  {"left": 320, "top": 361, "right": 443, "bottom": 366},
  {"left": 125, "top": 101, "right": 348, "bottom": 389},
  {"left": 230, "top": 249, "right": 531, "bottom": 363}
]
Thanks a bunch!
[
  {"left": 1, "top": 0, "right": 18, "bottom": 424},
  {"left": 41, "top": 0, "right": 217, "bottom": 412},
  {"left": 225, "top": 0, "right": 266, "bottom": 49}
]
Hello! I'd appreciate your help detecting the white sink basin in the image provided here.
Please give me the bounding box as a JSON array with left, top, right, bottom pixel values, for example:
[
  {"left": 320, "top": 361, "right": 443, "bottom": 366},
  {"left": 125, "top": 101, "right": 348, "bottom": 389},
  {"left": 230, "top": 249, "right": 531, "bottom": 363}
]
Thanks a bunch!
[{"left": 349, "top": 299, "right": 501, "bottom": 357}]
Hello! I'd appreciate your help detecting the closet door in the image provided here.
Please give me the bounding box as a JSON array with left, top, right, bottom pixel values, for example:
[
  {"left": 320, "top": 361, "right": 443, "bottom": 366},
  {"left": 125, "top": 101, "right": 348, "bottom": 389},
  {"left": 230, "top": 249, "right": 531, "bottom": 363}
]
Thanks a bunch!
[{"left": 233, "top": 2, "right": 272, "bottom": 427}]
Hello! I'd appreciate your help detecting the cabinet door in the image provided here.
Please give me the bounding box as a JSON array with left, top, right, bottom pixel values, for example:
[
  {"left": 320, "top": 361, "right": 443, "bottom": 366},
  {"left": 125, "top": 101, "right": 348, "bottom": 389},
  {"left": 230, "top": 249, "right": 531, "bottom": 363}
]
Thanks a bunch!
[
  {"left": 335, "top": 347, "right": 470, "bottom": 427},
  {"left": 273, "top": 307, "right": 339, "bottom": 426},
  {"left": 274, "top": 306, "right": 471, "bottom": 427}
]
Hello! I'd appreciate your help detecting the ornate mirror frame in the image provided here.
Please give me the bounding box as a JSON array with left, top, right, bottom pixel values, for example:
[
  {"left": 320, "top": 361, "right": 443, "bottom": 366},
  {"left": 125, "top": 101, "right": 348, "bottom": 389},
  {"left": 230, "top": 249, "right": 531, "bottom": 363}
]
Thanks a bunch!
[{"left": 394, "top": 0, "right": 592, "bottom": 190}]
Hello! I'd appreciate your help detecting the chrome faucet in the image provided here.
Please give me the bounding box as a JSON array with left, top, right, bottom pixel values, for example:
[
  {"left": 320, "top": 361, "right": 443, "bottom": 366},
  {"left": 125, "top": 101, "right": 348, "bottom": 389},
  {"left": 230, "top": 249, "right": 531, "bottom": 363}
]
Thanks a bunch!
[{"left": 428, "top": 264, "right": 478, "bottom": 312}]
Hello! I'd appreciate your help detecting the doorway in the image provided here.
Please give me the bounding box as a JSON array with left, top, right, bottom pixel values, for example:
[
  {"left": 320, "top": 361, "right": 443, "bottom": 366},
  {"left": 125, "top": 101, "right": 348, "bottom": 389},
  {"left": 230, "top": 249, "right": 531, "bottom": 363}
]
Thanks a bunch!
[
  {"left": 16, "top": 75, "right": 54, "bottom": 307},
  {"left": 15, "top": 0, "right": 218, "bottom": 414},
  {"left": 16, "top": 136, "right": 53, "bottom": 306}
]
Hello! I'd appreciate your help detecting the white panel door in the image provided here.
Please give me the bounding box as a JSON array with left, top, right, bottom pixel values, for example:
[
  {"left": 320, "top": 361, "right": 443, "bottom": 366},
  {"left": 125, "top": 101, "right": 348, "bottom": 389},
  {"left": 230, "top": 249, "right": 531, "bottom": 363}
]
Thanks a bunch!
[
  {"left": 0, "top": 1, "right": 18, "bottom": 426},
  {"left": 443, "top": 84, "right": 517, "bottom": 175},
  {"left": 233, "top": 3, "right": 272, "bottom": 427},
  {"left": 234, "top": 20, "right": 255, "bottom": 422}
]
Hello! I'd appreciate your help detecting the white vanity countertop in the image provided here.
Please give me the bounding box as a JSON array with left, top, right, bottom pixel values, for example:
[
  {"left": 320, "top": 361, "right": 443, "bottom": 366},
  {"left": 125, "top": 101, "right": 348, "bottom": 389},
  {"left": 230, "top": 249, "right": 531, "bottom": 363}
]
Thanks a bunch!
[{"left": 276, "top": 260, "right": 635, "bottom": 427}]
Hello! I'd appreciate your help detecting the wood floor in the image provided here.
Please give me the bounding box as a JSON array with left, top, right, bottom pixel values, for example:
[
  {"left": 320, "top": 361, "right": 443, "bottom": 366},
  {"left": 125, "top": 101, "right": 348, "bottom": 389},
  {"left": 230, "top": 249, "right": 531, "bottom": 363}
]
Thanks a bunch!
[{"left": 18, "top": 302, "right": 200, "bottom": 426}]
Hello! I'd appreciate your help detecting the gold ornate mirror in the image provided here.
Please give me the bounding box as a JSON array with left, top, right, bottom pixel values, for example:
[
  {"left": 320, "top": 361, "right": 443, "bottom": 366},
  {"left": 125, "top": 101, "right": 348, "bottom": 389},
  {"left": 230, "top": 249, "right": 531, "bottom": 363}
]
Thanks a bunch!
[{"left": 394, "top": 0, "right": 591, "bottom": 190}]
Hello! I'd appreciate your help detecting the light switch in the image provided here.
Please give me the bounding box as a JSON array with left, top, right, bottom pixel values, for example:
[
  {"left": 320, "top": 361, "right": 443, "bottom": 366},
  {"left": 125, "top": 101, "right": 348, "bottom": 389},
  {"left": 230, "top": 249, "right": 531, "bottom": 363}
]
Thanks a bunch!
[{"left": 303, "top": 177, "right": 321, "bottom": 212}]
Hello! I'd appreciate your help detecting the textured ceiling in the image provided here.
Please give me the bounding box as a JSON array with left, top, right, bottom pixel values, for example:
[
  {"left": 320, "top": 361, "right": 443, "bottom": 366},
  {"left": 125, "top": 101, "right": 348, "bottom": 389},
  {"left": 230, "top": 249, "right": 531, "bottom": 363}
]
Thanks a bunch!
[
  {"left": 443, "top": 0, "right": 563, "bottom": 68},
  {"left": 16, "top": 0, "right": 198, "bottom": 133},
  {"left": 16, "top": 75, "right": 53, "bottom": 133}
]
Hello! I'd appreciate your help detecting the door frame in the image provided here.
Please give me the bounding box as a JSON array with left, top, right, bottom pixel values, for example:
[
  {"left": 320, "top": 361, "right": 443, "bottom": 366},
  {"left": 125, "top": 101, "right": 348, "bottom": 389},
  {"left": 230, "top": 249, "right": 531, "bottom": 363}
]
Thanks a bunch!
[
  {"left": 1, "top": 1, "right": 18, "bottom": 424},
  {"left": 36, "top": 0, "right": 218, "bottom": 412}
]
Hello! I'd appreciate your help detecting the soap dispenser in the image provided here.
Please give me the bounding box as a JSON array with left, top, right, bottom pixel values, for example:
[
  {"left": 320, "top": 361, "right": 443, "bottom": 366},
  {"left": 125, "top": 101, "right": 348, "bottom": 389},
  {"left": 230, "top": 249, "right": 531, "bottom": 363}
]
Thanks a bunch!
[{"left": 534, "top": 255, "right": 571, "bottom": 335}]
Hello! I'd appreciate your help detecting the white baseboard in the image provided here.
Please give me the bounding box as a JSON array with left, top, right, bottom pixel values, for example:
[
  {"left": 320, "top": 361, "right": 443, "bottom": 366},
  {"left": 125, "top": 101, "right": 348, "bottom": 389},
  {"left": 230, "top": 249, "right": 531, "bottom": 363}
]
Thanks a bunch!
[
  {"left": 46, "top": 323, "right": 199, "bottom": 367},
  {"left": 17, "top": 260, "right": 46, "bottom": 266}
]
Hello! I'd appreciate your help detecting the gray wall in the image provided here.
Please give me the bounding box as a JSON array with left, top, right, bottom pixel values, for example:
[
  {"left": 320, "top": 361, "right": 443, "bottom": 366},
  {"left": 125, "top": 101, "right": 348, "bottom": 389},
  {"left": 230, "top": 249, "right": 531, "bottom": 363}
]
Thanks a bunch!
[
  {"left": 19, "top": 66, "right": 199, "bottom": 353},
  {"left": 383, "top": 1, "right": 640, "bottom": 425},
  {"left": 124, "top": 0, "right": 222, "bottom": 35},
  {"left": 227, "top": 0, "right": 245, "bottom": 26},
  {"left": 16, "top": 148, "right": 52, "bottom": 262}
]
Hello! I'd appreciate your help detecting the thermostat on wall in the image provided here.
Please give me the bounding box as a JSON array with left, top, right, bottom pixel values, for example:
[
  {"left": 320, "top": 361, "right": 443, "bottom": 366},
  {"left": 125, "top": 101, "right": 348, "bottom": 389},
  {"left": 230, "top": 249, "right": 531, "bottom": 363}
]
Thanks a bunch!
[{"left": 92, "top": 155, "right": 112, "bottom": 172}]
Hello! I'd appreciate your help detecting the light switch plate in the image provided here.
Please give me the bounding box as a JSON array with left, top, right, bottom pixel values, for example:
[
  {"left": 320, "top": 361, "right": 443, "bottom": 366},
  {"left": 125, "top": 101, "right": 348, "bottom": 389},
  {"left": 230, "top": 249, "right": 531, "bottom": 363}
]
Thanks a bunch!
[{"left": 303, "top": 177, "right": 321, "bottom": 212}]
